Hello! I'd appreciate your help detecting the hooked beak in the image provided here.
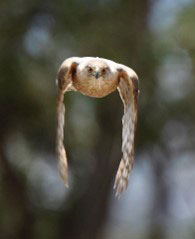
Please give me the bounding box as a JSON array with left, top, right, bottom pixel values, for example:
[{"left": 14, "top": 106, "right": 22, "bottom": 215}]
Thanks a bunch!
[{"left": 95, "top": 72, "right": 99, "bottom": 79}]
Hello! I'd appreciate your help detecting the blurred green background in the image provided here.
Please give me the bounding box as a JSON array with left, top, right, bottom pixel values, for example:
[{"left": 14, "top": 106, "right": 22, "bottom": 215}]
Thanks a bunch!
[{"left": 0, "top": 0, "right": 195, "bottom": 238}]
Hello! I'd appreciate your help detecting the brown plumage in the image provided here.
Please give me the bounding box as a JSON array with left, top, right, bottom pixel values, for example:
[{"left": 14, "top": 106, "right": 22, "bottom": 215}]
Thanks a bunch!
[{"left": 56, "top": 57, "right": 139, "bottom": 197}]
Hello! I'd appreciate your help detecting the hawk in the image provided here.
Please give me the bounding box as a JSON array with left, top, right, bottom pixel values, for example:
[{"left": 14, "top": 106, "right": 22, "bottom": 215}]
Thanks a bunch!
[{"left": 56, "top": 57, "right": 139, "bottom": 197}]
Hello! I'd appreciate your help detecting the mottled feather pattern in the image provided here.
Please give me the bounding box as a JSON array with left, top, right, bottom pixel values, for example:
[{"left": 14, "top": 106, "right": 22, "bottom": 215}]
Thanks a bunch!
[
  {"left": 56, "top": 64, "right": 74, "bottom": 186},
  {"left": 114, "top": 76, "right": 137, "bottom": 197},
  {"left": 56, "top": 90, "right": 69, "bottom": 186},
  {"left": 55, "top": 57, "right": 138, "bottom": 197}
]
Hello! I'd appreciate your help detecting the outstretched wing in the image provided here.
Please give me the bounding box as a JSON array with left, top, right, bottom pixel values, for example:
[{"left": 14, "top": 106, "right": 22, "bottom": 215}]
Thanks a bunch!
[
  {"left": 56, "top": 57, "right": 80, "bottom": 186},
  {"left": 114, "top": 66, "right": 139, "bottom": 197}
]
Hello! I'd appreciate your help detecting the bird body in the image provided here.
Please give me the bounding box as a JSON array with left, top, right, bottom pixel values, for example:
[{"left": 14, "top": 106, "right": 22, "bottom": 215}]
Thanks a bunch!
[{"left": 56, "top": 56, "right": 139, "bottom": 197}]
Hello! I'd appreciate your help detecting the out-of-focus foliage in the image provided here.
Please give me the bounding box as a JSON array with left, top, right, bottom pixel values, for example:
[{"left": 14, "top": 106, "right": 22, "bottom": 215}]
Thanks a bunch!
[{"left": 0, "top": 0, "right": 195, "bottom": 239}]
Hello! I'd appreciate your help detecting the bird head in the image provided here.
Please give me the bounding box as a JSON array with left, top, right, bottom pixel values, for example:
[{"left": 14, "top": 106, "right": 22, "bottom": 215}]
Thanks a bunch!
[{"left": 79, "top": 59, "right": 111, "bottom": 80}]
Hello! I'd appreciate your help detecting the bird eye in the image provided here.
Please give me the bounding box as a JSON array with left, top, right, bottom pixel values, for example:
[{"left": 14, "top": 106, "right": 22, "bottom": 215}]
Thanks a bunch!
[
  {"left": 87, "top": 66, "right": 93, "bottom": 73},
  {"left": 102, "top": 68, "right": 107, "bottom": 74}
]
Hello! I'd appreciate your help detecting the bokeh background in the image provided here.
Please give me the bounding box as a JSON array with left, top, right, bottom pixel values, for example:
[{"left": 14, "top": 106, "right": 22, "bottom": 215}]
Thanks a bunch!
[{"left": 0, "top": 0, "right": 195, "bottom": 238}]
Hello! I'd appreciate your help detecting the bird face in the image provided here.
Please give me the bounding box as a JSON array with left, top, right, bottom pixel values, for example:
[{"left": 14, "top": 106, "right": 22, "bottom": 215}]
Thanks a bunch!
[
  {"left": 85, "top": 63, "right": 110, "bottom": 80},
  {"left": 74, "top": 59, "right": 118, "bottom": 97}
]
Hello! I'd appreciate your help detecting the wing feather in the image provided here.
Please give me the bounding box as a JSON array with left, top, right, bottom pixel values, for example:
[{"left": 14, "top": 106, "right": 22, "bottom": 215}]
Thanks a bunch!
[
  {"left": 114, "top": 68, "right": 139, "bottom": 197},
  {"left": 56, "top": 58, "right": 79, "bottom": 186}
]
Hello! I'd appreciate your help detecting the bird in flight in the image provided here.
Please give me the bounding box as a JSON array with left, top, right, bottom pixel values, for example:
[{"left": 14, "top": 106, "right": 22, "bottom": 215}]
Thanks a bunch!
[{"left": 56, "top": 57, "right": 139, "bottom": 197}]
